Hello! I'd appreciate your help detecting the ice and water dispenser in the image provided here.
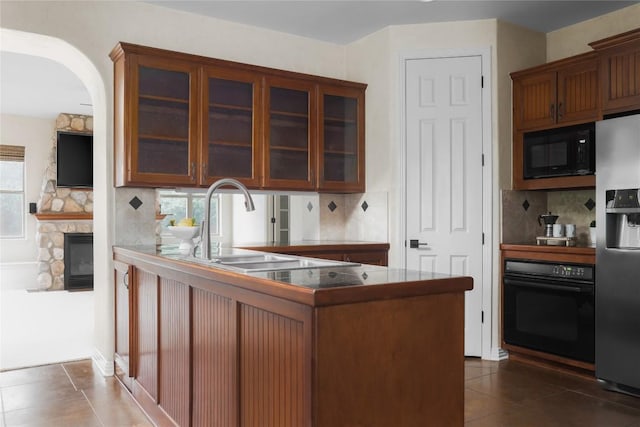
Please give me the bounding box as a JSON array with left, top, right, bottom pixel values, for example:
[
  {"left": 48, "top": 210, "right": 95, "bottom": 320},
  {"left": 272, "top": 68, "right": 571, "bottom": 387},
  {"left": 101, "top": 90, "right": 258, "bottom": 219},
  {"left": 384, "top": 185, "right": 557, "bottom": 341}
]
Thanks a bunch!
[{"left": 605, "top": 189, "right": 640, "bottom": 249}]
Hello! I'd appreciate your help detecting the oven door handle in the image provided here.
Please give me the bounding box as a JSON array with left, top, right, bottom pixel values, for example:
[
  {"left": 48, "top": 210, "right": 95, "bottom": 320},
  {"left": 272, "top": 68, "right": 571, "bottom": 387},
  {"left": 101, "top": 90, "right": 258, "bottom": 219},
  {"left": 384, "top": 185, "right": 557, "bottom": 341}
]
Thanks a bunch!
[{"left": 504, "top": 277, "right": 592, "bottom": 294}]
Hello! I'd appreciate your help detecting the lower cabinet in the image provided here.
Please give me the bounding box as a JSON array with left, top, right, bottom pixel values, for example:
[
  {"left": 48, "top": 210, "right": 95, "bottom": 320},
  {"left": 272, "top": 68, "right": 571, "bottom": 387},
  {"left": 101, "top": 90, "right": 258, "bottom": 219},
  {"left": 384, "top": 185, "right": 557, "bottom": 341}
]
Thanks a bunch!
[
  {"left": 114, "top": 261, "right": 133, "bottom": 391},
  {"left": 124, "top": 267, "right": 312, "bottom": 426}
]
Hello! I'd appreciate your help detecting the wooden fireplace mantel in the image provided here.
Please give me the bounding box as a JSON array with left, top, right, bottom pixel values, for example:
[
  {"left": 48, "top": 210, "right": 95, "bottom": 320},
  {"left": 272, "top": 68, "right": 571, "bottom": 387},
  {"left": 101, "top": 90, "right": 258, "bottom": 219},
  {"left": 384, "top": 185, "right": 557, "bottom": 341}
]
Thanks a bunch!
[{"left": 34, "top": 212, "right": 93, "bottom": 221}]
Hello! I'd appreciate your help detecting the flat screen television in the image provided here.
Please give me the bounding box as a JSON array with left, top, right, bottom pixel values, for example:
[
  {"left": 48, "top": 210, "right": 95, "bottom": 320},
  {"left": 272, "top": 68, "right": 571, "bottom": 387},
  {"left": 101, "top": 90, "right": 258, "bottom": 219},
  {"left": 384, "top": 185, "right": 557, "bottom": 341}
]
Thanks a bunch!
[{"left": 56, "top": 131, "right": 93, "bottom": 188}]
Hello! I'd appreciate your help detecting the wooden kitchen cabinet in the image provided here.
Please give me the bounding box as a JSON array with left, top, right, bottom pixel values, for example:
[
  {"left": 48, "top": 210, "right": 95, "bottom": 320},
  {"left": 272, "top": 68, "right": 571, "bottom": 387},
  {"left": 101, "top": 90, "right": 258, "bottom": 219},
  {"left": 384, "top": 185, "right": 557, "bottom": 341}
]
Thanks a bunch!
[
  {"left": 111, "top": 42, "right": 367, "bottom": 193},
  {"left": 512, "top": 52, "right": 600, "bottom": 131},
  {"left": 114, "top": 245, "right": 469, "bottom": 427},
  {"left": 318, "top": 85, "right": 366, "bottom": 192},
  {"left": 262, "top": 76, "right": 316, "bottom": 190},
  {"left": 590, "top": 28, "right": 640, "bottom": 116},
  {"left": 202, "top": 66, "right": 262, "bottom": 188},
  {"left": 114, "top": 261, "right": 134, "bottom": 391},
  {"left": 111, "top": 47, "right": 200, "bottom": 187}
]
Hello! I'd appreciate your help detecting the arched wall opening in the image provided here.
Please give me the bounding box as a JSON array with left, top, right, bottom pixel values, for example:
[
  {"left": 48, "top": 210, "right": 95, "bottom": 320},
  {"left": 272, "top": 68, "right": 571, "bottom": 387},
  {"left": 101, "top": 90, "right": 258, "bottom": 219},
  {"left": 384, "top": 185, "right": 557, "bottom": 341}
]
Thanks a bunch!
[{"left": 1, "top": 28, "right": 114, "bottom": 375}]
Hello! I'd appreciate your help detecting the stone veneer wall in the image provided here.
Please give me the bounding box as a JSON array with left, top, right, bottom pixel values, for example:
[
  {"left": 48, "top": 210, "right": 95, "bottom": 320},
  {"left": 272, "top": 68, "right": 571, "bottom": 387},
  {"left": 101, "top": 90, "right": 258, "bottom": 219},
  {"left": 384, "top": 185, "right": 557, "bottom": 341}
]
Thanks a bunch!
[{"left": 36, "top": 113, "right": 94, "bottom": 290}]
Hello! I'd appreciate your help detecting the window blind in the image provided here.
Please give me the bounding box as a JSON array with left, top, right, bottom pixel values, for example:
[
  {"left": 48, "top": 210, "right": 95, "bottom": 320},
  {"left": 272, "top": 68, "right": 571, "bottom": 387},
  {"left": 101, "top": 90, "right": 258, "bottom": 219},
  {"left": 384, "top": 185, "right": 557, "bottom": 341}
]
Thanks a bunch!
[{"left": 0, "top": 145, "right": 25, "bottom": 162}]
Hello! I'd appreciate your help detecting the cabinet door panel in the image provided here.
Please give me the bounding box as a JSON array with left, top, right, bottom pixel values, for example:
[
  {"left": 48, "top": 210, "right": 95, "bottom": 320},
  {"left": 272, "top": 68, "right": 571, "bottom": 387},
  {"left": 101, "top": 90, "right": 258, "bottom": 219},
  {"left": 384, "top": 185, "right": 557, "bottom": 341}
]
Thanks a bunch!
[
  {"left": 318, "top": 86, "right": 365, "bottom": 192},
  {"left": 114, "top": 261, "right": 133, "bottom": 390},
  {"left": 129, "top": 57, "right": 199, "bottom": 186},
  {"left": 557, "top": 60, "right": 600, "bottom": 124},
  {"left": 513, "top": 71, "right": 557, "bottom": 130},
  {"left": 263, "top": 78, "right": 315, "bottom": 190},
  {"left": 203, "top": 67, "right": 262, "bottom": 187},
  {"left": 602, "top": 47, "right": 640, "bottom": 114}
]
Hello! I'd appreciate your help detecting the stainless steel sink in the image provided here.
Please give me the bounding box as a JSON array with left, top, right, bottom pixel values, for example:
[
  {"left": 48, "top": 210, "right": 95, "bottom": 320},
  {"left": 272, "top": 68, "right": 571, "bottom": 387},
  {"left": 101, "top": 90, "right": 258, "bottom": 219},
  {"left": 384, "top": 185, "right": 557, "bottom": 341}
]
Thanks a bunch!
[{"left": 181, "top": 253, "right": 359, "bottom": 273}]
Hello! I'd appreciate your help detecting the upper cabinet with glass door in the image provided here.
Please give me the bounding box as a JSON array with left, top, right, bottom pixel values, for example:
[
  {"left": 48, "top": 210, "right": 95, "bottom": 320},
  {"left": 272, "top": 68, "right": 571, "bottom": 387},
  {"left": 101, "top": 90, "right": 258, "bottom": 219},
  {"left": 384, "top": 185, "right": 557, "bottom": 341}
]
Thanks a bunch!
[
  {"left": 263, "top": 77, "right": 316, "bottom": 190},
  {"left": 318, "top": 85, "right": 365, "bottom": 192},
  {"left": 111, "top": 42, "right": 367, "bottom": 193},
  {"left": 111, "top": 45, "right": 200, "bottom": 187},
  {"left": 202, "top": 67, "right": 262, "bottom": 188}
]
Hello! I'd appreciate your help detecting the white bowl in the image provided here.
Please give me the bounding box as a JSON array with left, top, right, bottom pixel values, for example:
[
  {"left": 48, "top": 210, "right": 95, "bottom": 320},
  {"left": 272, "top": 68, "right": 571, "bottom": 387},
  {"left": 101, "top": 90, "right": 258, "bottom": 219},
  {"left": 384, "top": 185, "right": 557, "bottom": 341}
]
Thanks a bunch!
[
  {"left": 168, "top": 226, "right": 200, "bottom": 254},
  {"left": 168, "top": 225, "right": 200, "bottom": 240}
]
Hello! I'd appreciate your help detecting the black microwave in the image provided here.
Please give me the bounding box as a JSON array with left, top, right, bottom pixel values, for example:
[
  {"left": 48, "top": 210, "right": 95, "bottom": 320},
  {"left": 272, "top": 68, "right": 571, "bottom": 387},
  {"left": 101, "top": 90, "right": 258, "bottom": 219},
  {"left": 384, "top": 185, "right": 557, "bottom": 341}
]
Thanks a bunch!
[{"left": 523, "top": 122, "right": 595, "bottom": 179}]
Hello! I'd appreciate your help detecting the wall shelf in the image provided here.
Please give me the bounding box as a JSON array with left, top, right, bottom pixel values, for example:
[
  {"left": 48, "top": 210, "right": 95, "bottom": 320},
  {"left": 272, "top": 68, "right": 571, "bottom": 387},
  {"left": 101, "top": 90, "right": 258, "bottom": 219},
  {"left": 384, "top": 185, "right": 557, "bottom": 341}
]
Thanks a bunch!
[{"left": 34, "top": 212, "right": 93, "bottom": 221}]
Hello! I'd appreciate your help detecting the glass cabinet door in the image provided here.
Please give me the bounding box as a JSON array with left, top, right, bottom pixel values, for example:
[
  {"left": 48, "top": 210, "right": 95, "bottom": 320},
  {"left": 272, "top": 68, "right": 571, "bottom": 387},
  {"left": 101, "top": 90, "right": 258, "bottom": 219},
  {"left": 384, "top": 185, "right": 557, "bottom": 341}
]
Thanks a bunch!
[
  {"left": 130, "top": 56, "right": 199, "bottom": 186},
  {"left": 263, "top": 78, "right": 315, "bottom": 190},
  {"left": 202, "top": 67, "right": 261, "bottom": 188},
  {"left": 318, "top": 86, "right": 365, "bottom": 192}
]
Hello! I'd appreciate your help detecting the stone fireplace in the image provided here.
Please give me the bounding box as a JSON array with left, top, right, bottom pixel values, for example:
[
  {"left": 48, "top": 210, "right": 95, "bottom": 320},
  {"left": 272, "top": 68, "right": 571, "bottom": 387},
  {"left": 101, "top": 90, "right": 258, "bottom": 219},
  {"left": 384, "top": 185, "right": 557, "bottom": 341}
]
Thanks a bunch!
[{"left": 35, "top": 113, "right": 93, "bottom": 290}]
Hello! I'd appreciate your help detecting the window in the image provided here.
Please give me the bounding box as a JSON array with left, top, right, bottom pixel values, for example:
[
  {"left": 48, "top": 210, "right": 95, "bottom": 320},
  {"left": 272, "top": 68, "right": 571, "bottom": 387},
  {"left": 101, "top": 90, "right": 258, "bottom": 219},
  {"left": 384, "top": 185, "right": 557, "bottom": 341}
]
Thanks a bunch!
[
  {"left": 157, "top": 190, "right": 219, "bottom": 236},
  {"left": 0, "top": 145, "right": 25, "bottom": 239}
]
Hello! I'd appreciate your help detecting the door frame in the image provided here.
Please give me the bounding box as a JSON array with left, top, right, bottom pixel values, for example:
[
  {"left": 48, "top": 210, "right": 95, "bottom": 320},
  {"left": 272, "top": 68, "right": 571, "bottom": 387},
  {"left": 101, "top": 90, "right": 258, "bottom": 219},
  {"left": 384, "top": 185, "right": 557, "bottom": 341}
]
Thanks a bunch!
[{"left": 397, "top": 47, "right": 494, "bottom": 359}]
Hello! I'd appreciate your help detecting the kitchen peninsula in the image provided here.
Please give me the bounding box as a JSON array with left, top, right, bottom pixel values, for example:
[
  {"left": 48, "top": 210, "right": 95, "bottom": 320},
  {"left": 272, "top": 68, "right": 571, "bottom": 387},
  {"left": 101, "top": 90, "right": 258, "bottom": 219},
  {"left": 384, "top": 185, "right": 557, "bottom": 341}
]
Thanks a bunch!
[{"left": 113, "top": 245, "right": 472, "bottom": 427}]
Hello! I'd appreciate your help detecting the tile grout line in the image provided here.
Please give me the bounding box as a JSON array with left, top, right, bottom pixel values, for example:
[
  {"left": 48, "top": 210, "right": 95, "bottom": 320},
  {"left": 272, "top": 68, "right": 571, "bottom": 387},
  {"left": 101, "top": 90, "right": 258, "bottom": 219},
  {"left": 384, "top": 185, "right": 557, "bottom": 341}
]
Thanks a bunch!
[
  {"left": 81, "top": 389, "right": 106, "bottom": 427},
  {"left": 61, "top": 363, "right": 78, "bottom": 392}
]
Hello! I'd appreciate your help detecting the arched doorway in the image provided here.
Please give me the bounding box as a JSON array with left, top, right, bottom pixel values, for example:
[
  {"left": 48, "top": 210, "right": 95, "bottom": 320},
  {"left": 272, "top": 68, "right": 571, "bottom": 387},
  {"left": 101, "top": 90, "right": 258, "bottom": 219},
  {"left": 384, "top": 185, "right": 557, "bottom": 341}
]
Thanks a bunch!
[{"left": 1, "top": 28, "right": 114, "bottom": 375}]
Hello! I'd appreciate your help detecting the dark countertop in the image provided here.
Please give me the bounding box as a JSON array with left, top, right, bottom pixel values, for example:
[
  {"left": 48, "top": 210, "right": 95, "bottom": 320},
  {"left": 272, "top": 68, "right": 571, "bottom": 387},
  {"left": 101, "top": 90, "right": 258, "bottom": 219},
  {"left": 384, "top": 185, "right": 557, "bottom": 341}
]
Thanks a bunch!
[
  {"left": 113, "top": 245, "right": 472, "bottom": 306},
  {"left": 500, "top": 243, "right": 595, "bottom": 264},
  {"left": 237, "top": 240, "right": 390, "bottom": 251}
]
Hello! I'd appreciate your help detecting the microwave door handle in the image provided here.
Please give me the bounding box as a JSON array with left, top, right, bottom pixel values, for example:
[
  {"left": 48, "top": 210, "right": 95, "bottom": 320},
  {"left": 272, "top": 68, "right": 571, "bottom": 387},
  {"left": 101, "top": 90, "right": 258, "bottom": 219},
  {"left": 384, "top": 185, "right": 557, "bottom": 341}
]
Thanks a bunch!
[{"left": 504, "top": 277, "right": 589, "bottom": 294}]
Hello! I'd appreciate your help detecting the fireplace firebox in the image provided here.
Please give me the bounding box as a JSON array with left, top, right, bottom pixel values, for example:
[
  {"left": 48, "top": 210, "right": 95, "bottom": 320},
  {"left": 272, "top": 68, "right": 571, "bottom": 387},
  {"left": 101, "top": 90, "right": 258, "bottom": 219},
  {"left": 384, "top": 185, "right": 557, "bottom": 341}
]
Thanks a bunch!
[{"left": 64, "top": 233, "right": 94, "bottom": 291}]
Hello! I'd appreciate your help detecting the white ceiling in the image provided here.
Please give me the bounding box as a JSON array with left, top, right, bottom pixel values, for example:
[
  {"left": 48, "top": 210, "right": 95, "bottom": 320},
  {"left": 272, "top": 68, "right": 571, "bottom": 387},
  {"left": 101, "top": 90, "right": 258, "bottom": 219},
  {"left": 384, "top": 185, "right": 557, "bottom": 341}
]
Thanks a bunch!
[
  {"left": 148, "top": 0, "right": 636, "bottom": 45},
  {"left": 1, "top": 1, "right": 635, "bottom": 119}
]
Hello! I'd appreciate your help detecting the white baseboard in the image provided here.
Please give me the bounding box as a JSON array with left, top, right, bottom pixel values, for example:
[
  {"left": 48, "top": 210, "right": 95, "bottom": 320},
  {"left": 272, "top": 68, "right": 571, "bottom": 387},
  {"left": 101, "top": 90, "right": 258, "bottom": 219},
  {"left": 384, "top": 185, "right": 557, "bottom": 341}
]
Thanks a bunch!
[
  {"left": 92, "top": 348, "right": 114, "bottom": 376},
  {"left": 488, "top": 347, "right": 509, "bottom": 361}
]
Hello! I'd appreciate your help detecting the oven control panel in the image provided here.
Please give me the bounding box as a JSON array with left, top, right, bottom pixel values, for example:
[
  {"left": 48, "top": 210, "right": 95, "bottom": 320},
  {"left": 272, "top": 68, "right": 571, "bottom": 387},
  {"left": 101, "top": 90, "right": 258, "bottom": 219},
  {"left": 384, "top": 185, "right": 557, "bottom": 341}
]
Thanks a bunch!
[
  {"left": 552, "top": 265, "right": 587, "bottom": 278},
  {"left": 504, "top": 260, "right": 594, "bottom": 283}
]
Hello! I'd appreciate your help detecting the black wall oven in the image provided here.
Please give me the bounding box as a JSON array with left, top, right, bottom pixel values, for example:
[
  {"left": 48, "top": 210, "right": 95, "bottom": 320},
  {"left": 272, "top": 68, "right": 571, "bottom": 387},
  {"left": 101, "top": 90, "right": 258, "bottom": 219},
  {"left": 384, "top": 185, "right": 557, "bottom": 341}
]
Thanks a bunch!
[{"left": 503, "top": 259, "right": 595, "bottom": 363}]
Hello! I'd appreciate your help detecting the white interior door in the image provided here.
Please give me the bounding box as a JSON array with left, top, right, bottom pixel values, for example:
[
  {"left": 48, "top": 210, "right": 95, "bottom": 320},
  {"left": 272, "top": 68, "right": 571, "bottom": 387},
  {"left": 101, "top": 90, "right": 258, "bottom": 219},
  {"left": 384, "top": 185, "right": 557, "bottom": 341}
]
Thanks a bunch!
[{"left": 405, "top": 55, "right": 484, "bottom": 357}]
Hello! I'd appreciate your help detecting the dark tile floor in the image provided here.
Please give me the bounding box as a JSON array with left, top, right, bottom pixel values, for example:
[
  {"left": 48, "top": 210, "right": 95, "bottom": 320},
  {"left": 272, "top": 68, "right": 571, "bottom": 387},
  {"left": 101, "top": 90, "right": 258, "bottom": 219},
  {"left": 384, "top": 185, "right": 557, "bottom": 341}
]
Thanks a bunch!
[{"left": 1, "top": 358, "right": 639, "bottom": 426}]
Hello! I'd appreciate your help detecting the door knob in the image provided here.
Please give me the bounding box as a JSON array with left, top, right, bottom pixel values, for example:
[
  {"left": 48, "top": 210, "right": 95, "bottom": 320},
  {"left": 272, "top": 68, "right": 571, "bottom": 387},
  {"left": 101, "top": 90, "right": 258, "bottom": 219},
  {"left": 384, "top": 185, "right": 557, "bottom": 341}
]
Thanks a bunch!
[{"left": 409, "top": 239, "right": 428, "bottom": 248}]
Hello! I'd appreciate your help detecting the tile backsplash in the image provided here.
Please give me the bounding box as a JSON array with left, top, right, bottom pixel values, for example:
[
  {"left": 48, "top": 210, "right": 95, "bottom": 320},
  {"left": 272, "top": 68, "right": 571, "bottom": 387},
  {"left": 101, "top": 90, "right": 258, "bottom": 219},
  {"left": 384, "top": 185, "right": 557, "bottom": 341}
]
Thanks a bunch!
[
  {"left": 547, "top": 189, "right": 596, "bottom": 246},
  {"left": 502, "top": 189, "right": 596, "bottom": 246}
]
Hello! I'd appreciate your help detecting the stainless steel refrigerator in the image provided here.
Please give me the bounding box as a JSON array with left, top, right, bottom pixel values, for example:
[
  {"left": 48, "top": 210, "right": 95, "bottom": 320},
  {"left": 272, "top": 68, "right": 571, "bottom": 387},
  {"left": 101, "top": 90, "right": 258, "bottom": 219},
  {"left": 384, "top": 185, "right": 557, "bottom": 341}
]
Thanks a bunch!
[{"left": 596, "top": 114, "right": 640, "bottom": 396}]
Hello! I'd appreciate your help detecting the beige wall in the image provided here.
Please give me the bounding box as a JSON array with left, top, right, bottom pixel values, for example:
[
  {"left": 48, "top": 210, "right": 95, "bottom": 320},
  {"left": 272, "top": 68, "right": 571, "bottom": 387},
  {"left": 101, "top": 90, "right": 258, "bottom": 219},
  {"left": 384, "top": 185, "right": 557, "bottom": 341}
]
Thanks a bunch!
[
  {"left": 496, "top": 22, "right": 546, "bottom": 191},
  {"left": 0, "top": 114, "right": 54, "bottom": 263},
  {"left": 547, "top": 3, "right": 640, "bottom": 61}
]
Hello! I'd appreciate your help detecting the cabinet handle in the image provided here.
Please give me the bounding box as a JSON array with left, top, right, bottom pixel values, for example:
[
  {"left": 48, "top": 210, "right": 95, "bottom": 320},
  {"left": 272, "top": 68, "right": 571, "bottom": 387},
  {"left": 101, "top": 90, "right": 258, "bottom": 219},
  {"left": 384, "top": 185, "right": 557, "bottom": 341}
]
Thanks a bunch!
[
  {"left": 191, "top": 163, "right": 196, "bottom": 181},
  {"left": 123, "top": 271, "right": 129, "bottom": 290},
  {"left": 550, "top": 104, "right": 555, "bottom": 119},
  {"left": 202, "top": 163, "right": 207, "bottom": 183},
  {"left": 558, "top": 102, "right": 564, "bottom": 119}
]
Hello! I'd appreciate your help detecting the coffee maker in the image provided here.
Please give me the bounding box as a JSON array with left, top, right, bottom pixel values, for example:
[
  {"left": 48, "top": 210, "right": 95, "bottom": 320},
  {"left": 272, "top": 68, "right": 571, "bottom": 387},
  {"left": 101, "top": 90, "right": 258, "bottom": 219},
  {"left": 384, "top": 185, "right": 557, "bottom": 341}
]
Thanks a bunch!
[{"left": 538, "top": 212, "right": 559, "bottom": 237}]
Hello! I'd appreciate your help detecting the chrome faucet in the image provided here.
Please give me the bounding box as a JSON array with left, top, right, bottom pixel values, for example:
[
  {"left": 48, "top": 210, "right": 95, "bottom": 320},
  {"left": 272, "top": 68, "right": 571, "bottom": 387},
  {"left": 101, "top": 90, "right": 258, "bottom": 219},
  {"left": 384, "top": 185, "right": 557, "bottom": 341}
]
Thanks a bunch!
[{"left": 198, "top": 178, "right": 255, "bottom": 260}]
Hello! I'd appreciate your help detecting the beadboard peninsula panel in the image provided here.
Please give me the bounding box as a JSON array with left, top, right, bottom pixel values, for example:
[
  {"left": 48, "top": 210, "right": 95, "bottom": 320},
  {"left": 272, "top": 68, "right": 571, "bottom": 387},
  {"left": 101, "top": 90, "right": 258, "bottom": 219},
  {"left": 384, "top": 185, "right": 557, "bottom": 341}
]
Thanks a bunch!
[
  {"left": 192, "top": 288, "right": 237, "bottom": 427},
  {"left": 239, "top": 304, "right": 306, "bottom": 427},
  {"left": 159, "top": 278, "right": 190, "bottom": 427},
  {"left": 135, "top": 269, "right": 158, "bottom": 400}
]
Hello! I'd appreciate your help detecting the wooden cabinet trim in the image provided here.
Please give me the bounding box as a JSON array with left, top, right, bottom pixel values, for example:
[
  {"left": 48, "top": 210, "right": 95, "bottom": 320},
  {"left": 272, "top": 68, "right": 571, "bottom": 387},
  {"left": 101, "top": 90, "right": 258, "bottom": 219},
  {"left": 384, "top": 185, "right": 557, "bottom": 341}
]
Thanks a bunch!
[{"left": 110, "top": 42, "right": 367, "bottom": 91}]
